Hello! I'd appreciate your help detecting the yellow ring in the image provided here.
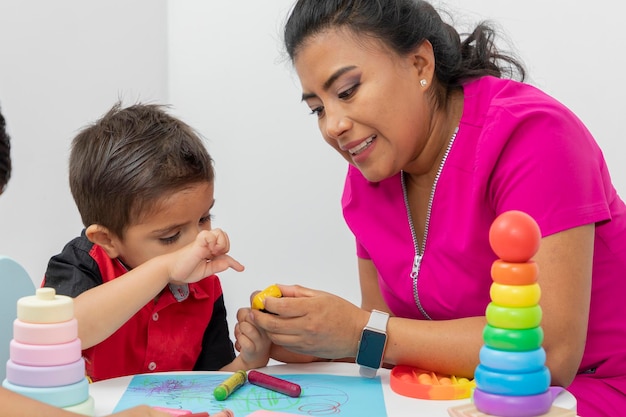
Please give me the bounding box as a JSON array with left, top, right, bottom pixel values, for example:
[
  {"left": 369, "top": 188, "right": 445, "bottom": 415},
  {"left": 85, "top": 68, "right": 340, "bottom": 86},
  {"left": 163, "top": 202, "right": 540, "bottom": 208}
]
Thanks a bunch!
[{"left": 490, "top": 283, "right": 541, "bottom": 307}]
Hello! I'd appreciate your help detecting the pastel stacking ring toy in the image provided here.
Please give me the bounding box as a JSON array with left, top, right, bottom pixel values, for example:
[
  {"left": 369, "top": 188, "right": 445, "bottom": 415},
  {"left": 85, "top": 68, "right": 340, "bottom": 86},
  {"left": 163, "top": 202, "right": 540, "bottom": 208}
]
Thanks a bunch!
[{"left": 3, "top": 287, "right": 94, "bottom": 416}]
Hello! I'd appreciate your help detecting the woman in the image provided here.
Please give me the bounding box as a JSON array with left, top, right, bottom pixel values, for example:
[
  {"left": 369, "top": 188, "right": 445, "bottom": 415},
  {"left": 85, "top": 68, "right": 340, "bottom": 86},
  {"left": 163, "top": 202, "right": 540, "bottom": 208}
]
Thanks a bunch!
[{"left": 238, "top": 1, "right": 626, "bottom": 415}]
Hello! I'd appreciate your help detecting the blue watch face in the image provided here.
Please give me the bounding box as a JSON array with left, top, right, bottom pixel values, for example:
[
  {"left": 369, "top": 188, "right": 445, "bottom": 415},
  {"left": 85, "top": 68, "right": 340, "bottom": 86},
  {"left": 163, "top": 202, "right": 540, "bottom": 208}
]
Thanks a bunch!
[{"left": 356, "top": 329, "right": 387, "bottom": 369}]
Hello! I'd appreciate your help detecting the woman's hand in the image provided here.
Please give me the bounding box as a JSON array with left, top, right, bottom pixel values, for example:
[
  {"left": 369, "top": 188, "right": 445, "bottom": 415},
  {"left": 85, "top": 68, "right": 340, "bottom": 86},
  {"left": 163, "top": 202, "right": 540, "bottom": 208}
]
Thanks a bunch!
[{"left": 247, "top": 284, "right": 370, "bottom": 360}]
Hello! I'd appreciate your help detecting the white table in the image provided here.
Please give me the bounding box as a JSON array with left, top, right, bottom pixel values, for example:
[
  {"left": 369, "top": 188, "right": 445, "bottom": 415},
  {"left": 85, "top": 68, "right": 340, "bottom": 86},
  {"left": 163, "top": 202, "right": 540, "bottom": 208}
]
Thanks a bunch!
[{"left": 89, "top": 362, "right": 577, "bottom": 416}]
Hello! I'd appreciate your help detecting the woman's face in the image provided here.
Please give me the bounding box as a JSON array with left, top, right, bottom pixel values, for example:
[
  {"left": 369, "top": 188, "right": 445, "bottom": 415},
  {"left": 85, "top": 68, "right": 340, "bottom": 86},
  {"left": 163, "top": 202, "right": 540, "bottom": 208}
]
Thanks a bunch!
[{"left": 295, "top": 28, "right": 433, "bottom": 182}]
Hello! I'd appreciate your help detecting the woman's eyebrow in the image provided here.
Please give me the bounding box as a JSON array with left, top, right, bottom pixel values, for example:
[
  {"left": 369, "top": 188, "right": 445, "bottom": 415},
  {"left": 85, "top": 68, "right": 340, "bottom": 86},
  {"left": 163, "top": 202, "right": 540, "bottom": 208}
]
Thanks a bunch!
[{"left": 301, "top": 65, "right": 357, "bottom": 101}]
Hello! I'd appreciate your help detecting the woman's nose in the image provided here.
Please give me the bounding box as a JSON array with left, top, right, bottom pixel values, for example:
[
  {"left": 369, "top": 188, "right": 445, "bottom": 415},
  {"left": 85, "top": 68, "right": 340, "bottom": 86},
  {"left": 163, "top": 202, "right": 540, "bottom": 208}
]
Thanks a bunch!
[{"left": 324, "top": 109, "right": 351, "bottom": 140}]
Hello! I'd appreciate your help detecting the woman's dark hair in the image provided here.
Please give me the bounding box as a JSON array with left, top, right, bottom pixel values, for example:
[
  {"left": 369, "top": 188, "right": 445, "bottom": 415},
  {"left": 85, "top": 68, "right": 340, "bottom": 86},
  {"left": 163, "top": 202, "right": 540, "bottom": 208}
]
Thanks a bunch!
[
  {"left": 0, "top": 105, "right": 11, "bottom": 194},
  {"left": 284, "top": 0, "right": 525, "bottom": 106}
]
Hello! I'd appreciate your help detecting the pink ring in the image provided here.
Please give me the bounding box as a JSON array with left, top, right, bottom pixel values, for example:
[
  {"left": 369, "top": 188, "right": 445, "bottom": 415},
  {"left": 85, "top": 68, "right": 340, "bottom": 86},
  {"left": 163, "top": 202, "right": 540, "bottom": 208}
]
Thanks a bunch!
[
  {"left": 9, "top": 338, "right": 81, "bottom": 366},
  {"left": 13, "top": 318, "right": 78, "bottom": 345},
  {"left": 473, "top": 388, "right": 553, "bottom": 417}
]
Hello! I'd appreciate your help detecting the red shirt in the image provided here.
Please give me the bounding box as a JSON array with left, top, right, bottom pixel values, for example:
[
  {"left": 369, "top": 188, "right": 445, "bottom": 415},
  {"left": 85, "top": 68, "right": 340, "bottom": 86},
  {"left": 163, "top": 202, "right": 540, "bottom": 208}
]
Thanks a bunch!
[{"left": 43, "top": 232, "right": 235, "bottom": 381}]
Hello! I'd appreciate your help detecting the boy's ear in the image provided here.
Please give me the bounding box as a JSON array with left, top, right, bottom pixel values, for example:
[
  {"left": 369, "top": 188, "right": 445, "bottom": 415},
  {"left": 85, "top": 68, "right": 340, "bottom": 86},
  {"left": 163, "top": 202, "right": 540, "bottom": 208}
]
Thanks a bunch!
[{"left": 85, "top": 224, "right": 121, "bottom": 259}]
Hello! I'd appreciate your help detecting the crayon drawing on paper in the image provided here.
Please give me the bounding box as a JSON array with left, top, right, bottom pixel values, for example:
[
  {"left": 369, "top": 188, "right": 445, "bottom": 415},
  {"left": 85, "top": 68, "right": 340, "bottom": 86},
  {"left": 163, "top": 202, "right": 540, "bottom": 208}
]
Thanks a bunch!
[{"left": 113, "top": 373, "right": 387, "bottom": 416}]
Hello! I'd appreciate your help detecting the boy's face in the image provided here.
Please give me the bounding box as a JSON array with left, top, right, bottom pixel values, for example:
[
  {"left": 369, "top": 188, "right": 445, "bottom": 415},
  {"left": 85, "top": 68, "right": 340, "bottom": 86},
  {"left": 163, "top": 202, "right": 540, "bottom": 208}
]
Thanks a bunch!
[{"left": 114, "top": 181, "right": 215, "bottom": 269}]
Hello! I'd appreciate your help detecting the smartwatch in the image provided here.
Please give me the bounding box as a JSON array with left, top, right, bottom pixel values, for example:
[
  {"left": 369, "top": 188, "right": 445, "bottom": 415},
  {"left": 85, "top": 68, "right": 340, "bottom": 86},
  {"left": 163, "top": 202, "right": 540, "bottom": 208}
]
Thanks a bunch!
[{"left": 356, "top": 309, "right": 389, "bottom": 377}]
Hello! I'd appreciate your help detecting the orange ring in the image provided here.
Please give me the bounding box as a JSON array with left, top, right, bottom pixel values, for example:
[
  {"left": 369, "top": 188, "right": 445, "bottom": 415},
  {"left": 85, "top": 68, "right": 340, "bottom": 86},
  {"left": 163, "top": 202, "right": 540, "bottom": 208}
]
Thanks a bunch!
[{"left": 491, "top": 260, "right": 538, "bottom": 285}]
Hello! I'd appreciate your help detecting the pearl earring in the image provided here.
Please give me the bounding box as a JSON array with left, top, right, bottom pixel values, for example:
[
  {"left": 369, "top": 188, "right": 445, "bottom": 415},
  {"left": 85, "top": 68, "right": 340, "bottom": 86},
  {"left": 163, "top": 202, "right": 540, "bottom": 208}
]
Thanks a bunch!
[{"left": 420, "top": 79, "right": 428, "bottom": 87}]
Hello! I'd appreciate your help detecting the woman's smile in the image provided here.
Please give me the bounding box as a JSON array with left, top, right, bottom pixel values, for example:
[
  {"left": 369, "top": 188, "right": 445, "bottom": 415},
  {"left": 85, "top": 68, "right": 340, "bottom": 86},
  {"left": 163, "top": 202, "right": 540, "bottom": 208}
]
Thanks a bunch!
[{"left": 346, "top": 134, "right": 377, "bottom": 156}]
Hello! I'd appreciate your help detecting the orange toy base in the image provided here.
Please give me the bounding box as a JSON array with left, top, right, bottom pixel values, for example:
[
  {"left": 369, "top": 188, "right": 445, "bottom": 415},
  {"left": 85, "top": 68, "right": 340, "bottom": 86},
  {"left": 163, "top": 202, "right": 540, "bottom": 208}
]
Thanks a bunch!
[
  {"left": 447, "top": 404, "right": 577, "bottom": 417},
  {"left": 390, "top": 366, "right": 475, "bottom": 400}
]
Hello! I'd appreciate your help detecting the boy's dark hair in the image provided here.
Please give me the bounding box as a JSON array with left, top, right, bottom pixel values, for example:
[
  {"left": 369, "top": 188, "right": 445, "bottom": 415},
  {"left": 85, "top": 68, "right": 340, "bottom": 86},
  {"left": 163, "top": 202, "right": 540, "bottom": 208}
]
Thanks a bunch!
[
  {"left": 0, "top": 105, "right": 11, "bottom": 194},
  {"left": 69, "top": 102, "right": 215, "bottom": 238}
]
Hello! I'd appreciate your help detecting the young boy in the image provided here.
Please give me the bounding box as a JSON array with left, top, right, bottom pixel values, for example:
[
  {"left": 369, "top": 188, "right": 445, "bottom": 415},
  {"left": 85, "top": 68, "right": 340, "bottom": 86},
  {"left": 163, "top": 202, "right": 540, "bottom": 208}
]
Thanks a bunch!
[
  {"left": 2, "top": 103, "right": 187, "bottom": 416},
  {"left": 42, "top": 102, "right": 270, "bottom": 382}
]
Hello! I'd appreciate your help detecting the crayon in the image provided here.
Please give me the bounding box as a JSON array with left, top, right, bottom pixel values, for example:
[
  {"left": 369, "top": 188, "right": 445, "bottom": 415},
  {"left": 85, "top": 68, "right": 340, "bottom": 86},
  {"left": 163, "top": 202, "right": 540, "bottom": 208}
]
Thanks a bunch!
[
  {"left": 213, "top": 370, "right": 247, "bottom": 401},
  {"left": 248, "top": 370, "right": 302, "bottom": 398}
]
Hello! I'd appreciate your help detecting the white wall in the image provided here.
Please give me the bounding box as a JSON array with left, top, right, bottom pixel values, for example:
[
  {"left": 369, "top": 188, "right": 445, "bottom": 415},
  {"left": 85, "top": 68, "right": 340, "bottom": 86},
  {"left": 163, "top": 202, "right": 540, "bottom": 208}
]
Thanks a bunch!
[
  {"left": 0, "top": 1, "right": 168, "bottom": 283},
  {"left": 0, "top": 1, "right": 624, "bottom": 346}
]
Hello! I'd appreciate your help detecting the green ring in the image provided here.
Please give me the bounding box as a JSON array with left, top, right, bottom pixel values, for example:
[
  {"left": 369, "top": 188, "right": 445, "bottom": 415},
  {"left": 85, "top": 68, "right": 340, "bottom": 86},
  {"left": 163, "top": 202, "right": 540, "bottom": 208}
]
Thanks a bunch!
[
  {"left": 486, "top": 303, "right": 542, "bottom": 329},
  {"left": 483, "top": 325, "right": 544, "bottom": 351}
]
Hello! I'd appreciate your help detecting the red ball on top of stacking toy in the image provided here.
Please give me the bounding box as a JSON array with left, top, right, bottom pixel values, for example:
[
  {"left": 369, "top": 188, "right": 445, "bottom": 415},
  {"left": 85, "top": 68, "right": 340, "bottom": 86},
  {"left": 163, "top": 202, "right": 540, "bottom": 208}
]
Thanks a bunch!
[{"left": 489, "top": 210, "right": 541, "bottom": 263}]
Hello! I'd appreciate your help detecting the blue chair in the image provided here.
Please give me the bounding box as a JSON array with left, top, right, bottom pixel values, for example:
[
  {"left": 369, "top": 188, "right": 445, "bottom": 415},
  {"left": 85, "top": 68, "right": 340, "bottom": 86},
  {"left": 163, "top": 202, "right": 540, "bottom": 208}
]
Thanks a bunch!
[{"left": 0, "top": 256, "right": 36, "bottom": 381}]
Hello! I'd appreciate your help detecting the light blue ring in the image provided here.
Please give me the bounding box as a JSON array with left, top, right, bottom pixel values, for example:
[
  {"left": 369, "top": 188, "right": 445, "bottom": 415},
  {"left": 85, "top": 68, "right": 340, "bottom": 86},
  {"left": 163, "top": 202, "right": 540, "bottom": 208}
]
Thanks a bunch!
[
  {"left": 2, "top": 377, "right": 89, "bottom": 408},
  {"left": 479, "top": 346, "right": 546, "bottom": 373},
  {"left": 474, "top": 365, "right": 550, "bottom": 396}
]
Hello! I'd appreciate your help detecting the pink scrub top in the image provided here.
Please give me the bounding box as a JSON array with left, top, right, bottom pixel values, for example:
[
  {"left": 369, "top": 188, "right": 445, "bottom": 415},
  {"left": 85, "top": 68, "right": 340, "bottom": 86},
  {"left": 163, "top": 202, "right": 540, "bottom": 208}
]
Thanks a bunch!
[{"left": 342, "top": 76, "right": 626, "bottom": 416}]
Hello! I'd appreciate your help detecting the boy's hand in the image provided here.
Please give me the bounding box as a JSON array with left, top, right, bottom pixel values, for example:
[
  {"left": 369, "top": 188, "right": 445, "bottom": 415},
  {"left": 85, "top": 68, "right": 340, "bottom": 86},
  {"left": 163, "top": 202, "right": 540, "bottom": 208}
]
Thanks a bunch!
[
  {"left": 234, "top": 306, "right": 271, "bottom": 369},
  {"left": 168, "top": 229, "right": 244, "bottom": 284}
]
